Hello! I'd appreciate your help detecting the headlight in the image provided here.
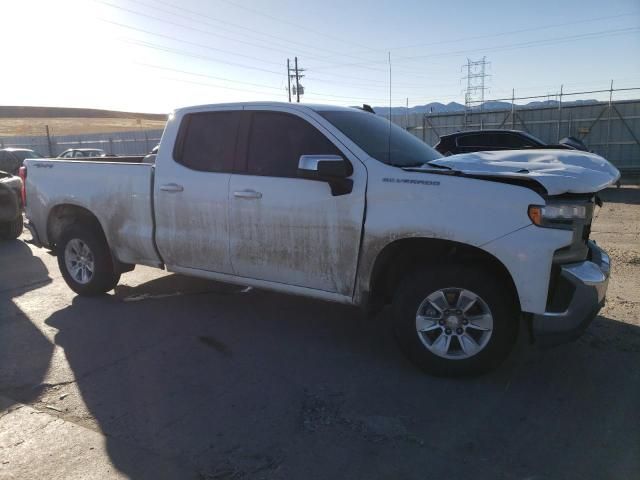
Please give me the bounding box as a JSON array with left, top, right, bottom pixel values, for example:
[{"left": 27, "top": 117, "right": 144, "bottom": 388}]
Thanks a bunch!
[{"left": 528, "top": 204, "right": 587, "bottom": 229}]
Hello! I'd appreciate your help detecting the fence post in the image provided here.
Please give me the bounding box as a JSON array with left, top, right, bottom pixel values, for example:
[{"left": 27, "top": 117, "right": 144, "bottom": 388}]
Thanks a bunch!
[
  {"left": 606, "top": 80, "right": 613, "bottom": 158},
  {"left": 45, "top": 125, "right": 54, "bottom": 157},
  {"left": 109, "top": 138, "right": 114, "bottom": 155},
  {"left": 511, "top": 89, "right": 515, "bottom": 130},
  {"left": 144, "top": 131, "right": 150, "bottom": 153},
  {"left": 557, "top": 84, "right": 563, "bottom": 142}
]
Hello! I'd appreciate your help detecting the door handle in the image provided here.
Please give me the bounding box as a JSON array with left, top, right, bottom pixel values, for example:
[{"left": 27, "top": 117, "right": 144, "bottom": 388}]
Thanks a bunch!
[
  {"left": 233, "top": 189, "right": 262, "bottom": 199},
  {"left": 160, "top": 183, "right": 184, "bottom": 192}
]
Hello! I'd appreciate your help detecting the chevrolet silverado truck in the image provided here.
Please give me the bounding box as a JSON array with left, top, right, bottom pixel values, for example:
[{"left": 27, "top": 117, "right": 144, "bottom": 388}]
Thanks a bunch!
[{"left": 22, "top": 102, "right": 619, "bottom": 376}]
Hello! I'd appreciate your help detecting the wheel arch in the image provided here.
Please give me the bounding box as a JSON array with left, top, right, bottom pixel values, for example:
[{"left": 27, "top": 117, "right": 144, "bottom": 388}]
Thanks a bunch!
[
  {"left": 46, "top": 203, "right": 134, "bottom": 274},
  {"left": 365, "top": 237, "right": 521, "bottom": 312},
  {"left": 47, "top": 203, "right": 107, "bottom": 248}
]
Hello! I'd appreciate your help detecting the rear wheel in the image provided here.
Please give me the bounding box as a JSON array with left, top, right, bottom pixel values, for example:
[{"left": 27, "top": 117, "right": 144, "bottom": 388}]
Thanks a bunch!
[
  {"left": 0, "top": 214, "right": 23, "bottom": 240},
  {"left": 57, "top": 225, "right": 120, "bottom": 295},
  {"left": 393, "top": 264, "right": 519, "bottom": 377}
]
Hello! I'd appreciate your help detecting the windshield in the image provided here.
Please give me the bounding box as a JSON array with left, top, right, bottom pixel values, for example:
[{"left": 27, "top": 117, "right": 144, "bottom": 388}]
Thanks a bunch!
[
  {"left": 13, "top": 150, "right": 44, "bottom": 160},
  {"left": 318, "top": 110, "right": 442, "bottom": 167}
]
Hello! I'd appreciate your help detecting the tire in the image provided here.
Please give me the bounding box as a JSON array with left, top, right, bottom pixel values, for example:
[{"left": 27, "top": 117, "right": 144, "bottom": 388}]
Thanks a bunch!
[
  {"left": 392, "top": 263, "right": 519, "bottom": 377},
  {"left": 57, "top": 224, "right": 120, "bottom": 295},
  {"left": 0, "top": 214, "right": 23, "bottom": 240}
]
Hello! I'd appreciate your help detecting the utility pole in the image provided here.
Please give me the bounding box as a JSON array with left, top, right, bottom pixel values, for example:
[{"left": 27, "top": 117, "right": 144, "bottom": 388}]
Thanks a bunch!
[
  {"left": 287, "top": 58, "right": 291, "bottom": 103},
  {"left": 45, "top": 125, "right": 53, "bottom": 157},
  {"left": 462, "top": 56, "right": 490, "bottom": 125},
  {"left": 287, "top": 57, "right": 305, "bottom": 103}
]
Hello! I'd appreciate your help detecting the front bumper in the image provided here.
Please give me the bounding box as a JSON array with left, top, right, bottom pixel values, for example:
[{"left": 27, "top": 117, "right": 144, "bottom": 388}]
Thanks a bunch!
[{"left": 533, "top": 241, "right": 610, "bottom": 345}]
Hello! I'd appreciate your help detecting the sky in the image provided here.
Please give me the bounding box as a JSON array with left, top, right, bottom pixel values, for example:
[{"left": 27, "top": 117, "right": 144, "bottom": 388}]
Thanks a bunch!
[{"left": 1, "top": 0, "right": 639, "bottom": 113}]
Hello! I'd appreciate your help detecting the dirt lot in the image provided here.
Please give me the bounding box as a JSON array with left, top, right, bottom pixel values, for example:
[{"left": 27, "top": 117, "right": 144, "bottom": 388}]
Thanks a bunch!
[
  {"left": 0, "top": 188, "right": 638, "bottom": 479},
  {"left": 0, "top": 117, "right": 167, "bottom": 137},
  {"left": 0, "top": 106, "right": 167, "bottom": 136}
]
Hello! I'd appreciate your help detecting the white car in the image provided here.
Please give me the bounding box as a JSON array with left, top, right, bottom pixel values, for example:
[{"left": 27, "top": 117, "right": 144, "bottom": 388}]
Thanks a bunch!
[
  {"left": 23, "top": 102, "right": 619, "bottom": 376},
  {"left": 57, "top": 148, "right": 107, "bottom": 159}
]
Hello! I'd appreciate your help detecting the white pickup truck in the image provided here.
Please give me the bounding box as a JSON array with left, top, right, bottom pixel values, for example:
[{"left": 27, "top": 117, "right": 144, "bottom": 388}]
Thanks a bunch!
[{"left": 23, "top": 102, "right": 620, "bottom": 376}]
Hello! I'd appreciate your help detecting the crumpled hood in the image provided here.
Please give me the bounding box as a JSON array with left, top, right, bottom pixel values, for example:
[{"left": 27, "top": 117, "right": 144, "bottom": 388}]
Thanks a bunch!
[{"left": 427, "top": 149, "right": 620, "bottom": 195}]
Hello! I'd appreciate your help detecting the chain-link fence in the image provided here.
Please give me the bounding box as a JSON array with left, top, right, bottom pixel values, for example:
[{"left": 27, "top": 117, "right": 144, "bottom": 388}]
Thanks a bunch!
[
  {"left": 386, "top": 87, "right": 640, "bottom": 176},
  {"left": 0, "top": 129, "right": 164, "bottom": 157}
]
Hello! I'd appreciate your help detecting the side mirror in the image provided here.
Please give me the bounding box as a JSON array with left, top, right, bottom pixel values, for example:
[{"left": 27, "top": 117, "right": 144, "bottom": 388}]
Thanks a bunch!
[
  {"left": 298, "top": 155, "right": 351, "bottom": 178},
  {"left": 297, "top": 155, "right": 353, "bottom": 196}
]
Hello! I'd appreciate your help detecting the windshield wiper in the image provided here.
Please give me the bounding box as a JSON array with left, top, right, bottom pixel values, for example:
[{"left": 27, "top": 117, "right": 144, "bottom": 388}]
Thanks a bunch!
[{"left": 389, "top": 162, "right": 424, "bottom": 168}]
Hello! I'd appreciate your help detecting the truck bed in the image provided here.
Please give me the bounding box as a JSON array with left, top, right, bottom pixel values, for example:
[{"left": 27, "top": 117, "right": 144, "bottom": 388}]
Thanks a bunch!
[{"left": 24, "top": 158, "right": 162, "bottom": 267}]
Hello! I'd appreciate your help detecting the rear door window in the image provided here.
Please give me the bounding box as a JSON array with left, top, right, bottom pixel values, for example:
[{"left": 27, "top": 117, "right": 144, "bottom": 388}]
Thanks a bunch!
[
  {"left": 456, "top": 134, "right": 489, "bottom": 148},
  {"left": 492, "top": 133, "right": 533, "bottom": 148},
  {"left": 174, "top": 111, "right": 240, "bottom": 172}
]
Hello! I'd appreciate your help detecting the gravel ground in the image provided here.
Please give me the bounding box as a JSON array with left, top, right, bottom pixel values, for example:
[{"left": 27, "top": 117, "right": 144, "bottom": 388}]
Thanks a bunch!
[{"left": 0, "top": 187, "right": 638, "bottom": 479}]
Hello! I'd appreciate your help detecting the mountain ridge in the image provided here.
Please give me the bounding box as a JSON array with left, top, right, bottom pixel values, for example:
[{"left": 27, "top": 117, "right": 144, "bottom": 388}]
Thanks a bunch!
[{"left": 373, "top": 99, "right": 599, "bottom": 115}]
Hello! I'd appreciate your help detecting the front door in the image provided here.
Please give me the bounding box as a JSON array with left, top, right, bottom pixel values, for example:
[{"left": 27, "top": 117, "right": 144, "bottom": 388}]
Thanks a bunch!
[
  {"left": 154, "top": 108, "right": 240, "bottom": 274},
  {"left": 228, "top": 108, "right": 366, "bottom": 296}
]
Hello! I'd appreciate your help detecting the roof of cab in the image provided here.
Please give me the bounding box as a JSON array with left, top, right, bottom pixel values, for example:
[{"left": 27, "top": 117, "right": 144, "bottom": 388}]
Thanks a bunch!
[
  {"left": 440, "top": 129, "right": 537, "bottom": 138},
  {"left": 173, "top": 102, "right": 358, "bottom": 115}
]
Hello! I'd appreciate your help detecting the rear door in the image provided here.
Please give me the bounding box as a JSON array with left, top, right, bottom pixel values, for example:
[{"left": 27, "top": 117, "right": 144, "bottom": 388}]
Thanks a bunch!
[
  {"left": 227, "top": 108, "right": 366, "bottom": 296},
  {"left": 154, "top": 108, "right": 240, "bottom": 274}
]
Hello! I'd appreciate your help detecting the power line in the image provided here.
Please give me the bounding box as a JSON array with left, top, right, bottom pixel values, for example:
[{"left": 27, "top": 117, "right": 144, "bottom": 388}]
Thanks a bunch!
[
  {"left": 135, "top": 61, "right": 409, "bottom": 103},
  {"left": 308, "top": 26, "right": 640, "bottom": 70},
  {"left": 123, "top": 0, "right": 344, "bottom": 61},
  {"left": 129, "top": 0, "right": 387, "bottom": 64},
  {"left": 102, "top": 19, "right": 284, "bottom": 68},
  {"left": 121, "top": 38, "right": 284, "bottom": 76},
  {"left": 302, "top": 11, "right": 635, "bottom": 68},
  {"left": 100, "top": 0, "right": 431, "bottom": 79},
  {"left": 398, "top": 27, "right": 640, "bottom": 65},
  {"left": 360, "top": 12, "right": 635, "bottom": 56},
  {"left": 103, "top": 19, "right": 446, "bottom": 91},
  {"left": 95, "top": 0, "right": 302, "bottom": 57},
  {"left": 114, "top": 31, "right": 454, "bottom": 98},
  {"left": 109, "top": 0, "right": 412, "bottom": 76},
  {"left": 213, "top": 0, "right": 380, "bottom": 54},
  {"left": 137, "top": 63, "right": 285, "bottom": 91},
  {"left": 159, "top": 75, "right": 287, "bottom": 98},
  {"left": 304, "top": 75, "right": 456, "bottom": 90}
]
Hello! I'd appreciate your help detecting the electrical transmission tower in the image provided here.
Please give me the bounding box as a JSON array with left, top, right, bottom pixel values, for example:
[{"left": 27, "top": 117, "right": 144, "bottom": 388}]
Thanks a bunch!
[
  {"left": 462, "top": 57, "right": 490, "bottom": 120},
  {"left": 287, "top": 57, "right": 305, "bottom": 103}
]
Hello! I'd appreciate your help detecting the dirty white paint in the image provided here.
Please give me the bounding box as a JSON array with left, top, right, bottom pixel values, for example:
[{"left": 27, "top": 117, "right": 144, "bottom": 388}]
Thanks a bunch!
[
  {"left": 23, "top": 160, "right": 161, "bottom": 267},
  {"left": 24, "top": 102, "right": 613, "bottom": 317}
]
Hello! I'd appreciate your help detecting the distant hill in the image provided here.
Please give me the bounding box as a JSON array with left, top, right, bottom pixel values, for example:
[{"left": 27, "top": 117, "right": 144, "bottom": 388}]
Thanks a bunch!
[
  {"left": 0, "top": 106, "right": 167, "bottom": 137},
  {"left": 0, "top": 106, "right": 166, "bottom": 121},
  {"left": 374, "top": 99, "right": 599, "bottom": 115},
  {"left": 373, "top": 102, "right": 466, "bottom": 115}
]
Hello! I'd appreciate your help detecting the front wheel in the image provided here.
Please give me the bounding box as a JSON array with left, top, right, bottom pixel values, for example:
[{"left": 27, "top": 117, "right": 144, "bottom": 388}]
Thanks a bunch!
[
  {"left": 393, "top": 264, "right": 519, "bottom": 377},
  {"left": 57, "top": 225, "right": 120, "bottom": 295}
]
